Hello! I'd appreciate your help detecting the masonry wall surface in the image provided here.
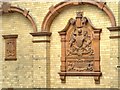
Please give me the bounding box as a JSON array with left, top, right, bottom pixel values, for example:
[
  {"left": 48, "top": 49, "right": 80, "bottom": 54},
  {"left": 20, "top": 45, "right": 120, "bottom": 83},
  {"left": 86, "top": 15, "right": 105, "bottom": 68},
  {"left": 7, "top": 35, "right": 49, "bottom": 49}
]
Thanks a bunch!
[
  {"left": 0, "top": 8, "right": 3, "bottom": 90},
  {"left": 118, "top": 2, "right": 120, "bottom": 89},
  {"left": 0, "top": 1, "right": 119, "bottom": 89}
]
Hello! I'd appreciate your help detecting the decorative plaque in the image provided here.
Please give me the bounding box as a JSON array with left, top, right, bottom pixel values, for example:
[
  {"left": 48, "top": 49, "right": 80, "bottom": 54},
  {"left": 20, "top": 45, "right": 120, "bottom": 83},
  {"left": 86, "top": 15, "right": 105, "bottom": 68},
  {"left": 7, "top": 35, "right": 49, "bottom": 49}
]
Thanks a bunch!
[
  {"left": 2, "top": 35, "right": 18, "bottom": 60},
  {"left": 58, "top": 12, "right": 102, "bottom": 84}
]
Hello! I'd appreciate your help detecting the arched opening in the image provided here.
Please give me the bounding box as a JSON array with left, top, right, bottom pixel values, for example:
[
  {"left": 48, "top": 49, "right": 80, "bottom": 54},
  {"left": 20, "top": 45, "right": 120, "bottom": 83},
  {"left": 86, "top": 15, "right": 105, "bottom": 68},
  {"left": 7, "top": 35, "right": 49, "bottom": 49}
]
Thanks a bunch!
[
  {"left": 0, "top": 2, "right": 37, "bottom": 33},
  {"left": 41, "top": 1, "right": 116, "bottom": 32}
]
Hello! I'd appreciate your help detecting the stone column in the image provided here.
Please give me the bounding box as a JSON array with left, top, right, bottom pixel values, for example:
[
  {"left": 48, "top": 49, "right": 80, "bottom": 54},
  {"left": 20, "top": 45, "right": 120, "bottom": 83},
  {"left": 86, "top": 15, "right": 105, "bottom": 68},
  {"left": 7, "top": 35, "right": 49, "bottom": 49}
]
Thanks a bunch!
[
  {"left": 30, "top": 32, "right": 51, "bottom": 88},
  {"left": 108, "top": 26, "right": 120, "bottom": 89}
]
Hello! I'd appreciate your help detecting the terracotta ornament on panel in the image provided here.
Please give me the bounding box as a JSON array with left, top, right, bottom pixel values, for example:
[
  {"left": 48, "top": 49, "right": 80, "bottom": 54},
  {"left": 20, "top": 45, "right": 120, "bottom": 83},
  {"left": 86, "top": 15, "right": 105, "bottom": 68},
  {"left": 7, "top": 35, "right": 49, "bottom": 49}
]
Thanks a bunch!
[
  {"left": 58, "top": 12, "right": 102, "bottom": 84},
  {"left": 2, "top": 35, "right": 18, "bottom": 61}
]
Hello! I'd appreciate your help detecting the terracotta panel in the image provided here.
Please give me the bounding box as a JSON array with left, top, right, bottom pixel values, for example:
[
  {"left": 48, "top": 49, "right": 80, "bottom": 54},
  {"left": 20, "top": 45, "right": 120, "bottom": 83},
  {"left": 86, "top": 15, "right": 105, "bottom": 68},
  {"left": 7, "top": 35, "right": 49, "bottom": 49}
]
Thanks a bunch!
[
  {"left": 58, "top": 12, "right": 102, "bottom": 84},
  {"left": 2, "top": 35, "right": 18, "bottom": 61}
]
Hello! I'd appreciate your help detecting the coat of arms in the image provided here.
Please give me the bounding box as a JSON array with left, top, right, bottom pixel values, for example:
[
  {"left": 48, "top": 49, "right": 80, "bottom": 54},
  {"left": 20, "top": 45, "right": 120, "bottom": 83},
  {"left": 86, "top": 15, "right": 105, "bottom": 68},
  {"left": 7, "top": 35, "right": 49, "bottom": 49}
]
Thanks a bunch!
[{"left": 58, "top": 12, "right": 102, "bottom": 84}]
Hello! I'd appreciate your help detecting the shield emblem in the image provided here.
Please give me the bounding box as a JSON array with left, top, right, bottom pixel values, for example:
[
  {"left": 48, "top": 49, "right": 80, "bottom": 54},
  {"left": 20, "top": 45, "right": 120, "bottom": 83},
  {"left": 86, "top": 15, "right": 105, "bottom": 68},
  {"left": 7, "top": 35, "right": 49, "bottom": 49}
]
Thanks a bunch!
[{"left": 76, "top": 35, "right": 84, "bottom": 48}]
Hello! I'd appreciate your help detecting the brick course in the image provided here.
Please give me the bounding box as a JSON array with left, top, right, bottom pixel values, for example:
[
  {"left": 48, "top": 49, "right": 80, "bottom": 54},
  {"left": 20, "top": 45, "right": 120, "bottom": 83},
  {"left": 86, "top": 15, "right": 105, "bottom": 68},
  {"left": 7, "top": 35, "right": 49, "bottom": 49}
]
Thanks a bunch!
[{"left": 0, "top": 1, "right": 119, "bottom": 89}]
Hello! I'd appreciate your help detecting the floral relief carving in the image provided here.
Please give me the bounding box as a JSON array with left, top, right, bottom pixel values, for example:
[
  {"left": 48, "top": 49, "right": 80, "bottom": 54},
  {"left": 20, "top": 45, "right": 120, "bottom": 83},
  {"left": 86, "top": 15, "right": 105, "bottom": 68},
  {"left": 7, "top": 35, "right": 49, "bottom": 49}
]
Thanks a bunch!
[{"left": 6, "top": 39, "right": 16, "bottom": 58}]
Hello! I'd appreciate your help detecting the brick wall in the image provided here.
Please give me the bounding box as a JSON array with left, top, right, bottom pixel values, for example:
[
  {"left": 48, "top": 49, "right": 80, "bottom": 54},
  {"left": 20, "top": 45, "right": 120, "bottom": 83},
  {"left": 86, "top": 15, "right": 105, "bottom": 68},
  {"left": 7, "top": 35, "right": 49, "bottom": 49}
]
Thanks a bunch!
[
  {"left": 0, "top": 1, "right": 119, "bottom": 88},
  {"left": 0, "top": 9, "right": 3, "bottom": 90}
]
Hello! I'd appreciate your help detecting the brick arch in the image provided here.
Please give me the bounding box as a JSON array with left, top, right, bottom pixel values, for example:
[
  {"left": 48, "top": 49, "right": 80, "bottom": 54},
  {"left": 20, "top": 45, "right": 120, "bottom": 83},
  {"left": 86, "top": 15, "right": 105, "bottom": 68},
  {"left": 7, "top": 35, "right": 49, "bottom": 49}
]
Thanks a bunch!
[
  {"left": 41, "top": 1, "right": 116, "bottom": 32},
  {"left": 0, "top": 2, "right": 37, "bottom": 33}
]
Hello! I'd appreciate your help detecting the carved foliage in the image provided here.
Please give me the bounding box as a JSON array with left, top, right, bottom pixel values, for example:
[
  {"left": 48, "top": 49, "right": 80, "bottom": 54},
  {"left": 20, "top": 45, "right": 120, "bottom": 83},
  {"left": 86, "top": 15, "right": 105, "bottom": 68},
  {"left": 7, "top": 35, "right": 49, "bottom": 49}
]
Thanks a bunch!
[{"left": 6, "top": 39, "right": 16, "bottom": 58}]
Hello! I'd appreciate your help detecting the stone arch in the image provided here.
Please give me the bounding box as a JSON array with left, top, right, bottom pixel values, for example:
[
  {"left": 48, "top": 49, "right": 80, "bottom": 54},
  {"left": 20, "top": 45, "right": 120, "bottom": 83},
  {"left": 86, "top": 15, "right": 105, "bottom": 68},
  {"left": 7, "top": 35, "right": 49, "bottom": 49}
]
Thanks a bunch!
[
  {"left": 0, "top": 2, "right": 37, "bottom": 33},
  {"left": 41, "top": 1, "right": 116, "bottom": 32}
]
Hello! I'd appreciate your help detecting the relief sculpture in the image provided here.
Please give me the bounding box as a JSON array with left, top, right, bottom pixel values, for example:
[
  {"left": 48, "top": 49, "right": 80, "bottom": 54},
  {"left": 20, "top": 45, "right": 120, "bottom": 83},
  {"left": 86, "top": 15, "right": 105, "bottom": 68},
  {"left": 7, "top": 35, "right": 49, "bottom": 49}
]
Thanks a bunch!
[
  {"left": 67, "top": 27, "right": 94, "bottom": 72},
  {"left": 68, "top": 28, "right": 94, "bottom": 57},
  {"left": 6, "top": 39, "right": 16, "bottom": 58},
  {"left": 58, "top": 12, "right": 102, "bottom": 84},
  {"left": 67, "top": 60, "right": 93, "bottom": 72},
  {"left": 2, "top": 35, "right": 18, "bottom": 60},
  {"left": 66, "top": 12, "right": 95, "bottom": 72}
]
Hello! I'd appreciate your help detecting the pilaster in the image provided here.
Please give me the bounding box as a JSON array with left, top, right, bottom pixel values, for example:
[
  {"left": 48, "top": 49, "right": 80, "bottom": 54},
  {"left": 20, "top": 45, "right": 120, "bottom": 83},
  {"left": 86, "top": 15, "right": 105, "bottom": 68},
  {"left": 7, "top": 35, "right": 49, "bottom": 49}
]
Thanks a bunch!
[
  {"left": 30, "top": 32, "right": 51, "bottom": 88},
  {"left": 108, "top": 26, "right": 120, "bottom": 88}
]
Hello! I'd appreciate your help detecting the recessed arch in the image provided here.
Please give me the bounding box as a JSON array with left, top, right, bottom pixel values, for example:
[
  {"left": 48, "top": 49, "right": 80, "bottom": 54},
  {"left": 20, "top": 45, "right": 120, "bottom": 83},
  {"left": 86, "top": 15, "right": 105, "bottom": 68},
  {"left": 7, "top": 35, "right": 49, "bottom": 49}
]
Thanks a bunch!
[
  {"left": 41, "top": 0, "right": 116, "bottom": 32},
  {"left": 0, "top": 2, "right": 37, "bottom": 33}
]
